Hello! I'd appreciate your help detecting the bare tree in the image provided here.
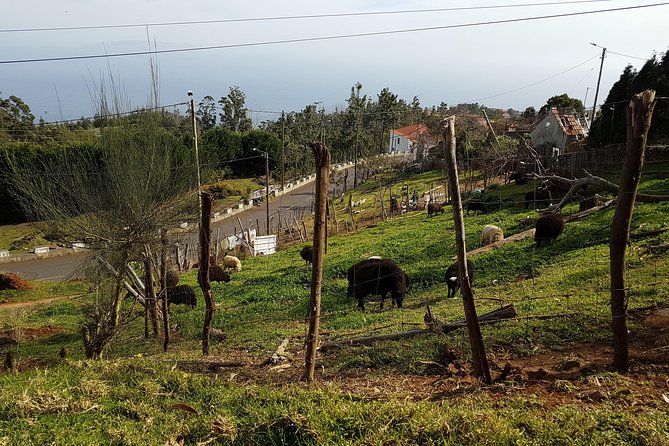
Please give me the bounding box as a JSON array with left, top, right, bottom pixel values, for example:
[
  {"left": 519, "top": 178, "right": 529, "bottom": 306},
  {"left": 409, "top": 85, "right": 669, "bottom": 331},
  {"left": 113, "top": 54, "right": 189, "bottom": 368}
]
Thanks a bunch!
[{"left": 6, "top": 109, "right": 197, "bottom": 358}]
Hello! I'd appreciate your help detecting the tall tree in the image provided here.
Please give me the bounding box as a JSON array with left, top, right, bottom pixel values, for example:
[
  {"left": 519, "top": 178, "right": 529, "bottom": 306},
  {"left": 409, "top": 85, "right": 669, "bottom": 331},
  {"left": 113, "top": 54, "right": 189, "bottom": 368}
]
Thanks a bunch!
[
  {"left": 0, "top": 95, "right": 35, "bottom": 141},
  {"left": 539, "top": 93, "right": 585, "bottom": 116},
  {"left": 589, "top": 65, "right": 637, "bottom": 146},
  {"left": 376, "top": 87, "right": 400, "bottom": 153},
  {"left": 197, "top": 95, "right": 217, "bottom": 131},
  {"left": 219, "top": 86, "right": 252, "bottom": 132}
]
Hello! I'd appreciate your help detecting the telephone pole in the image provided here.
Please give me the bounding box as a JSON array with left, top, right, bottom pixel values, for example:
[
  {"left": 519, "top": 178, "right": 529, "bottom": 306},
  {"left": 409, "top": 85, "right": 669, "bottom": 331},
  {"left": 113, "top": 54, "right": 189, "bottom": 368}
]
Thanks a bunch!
[{"left": 590, "top": 43, "right": 607, "bottom": 128}]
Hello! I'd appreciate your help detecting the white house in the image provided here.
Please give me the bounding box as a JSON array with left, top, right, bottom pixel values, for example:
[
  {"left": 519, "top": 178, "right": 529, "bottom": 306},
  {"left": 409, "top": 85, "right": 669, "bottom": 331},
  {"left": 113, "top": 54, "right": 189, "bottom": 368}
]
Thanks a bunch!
[
  {"left": 388, "top": 123, "right": 430, "bottom": 157},
  {"left": 530, "top": 107, "right": 588, "bottom": 151}
]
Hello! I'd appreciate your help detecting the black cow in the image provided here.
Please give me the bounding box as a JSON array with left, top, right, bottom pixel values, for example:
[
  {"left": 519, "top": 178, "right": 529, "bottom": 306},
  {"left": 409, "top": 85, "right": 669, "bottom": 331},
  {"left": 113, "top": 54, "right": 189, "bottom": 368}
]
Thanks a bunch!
[
  {"left": 445, "top": 259, "right": 474, "bottom": 299},
  {"left": 427, "top": 202, "right": 444, "bottom": 217},
  {"left": 300, "top": 245, "right": 313, "bottom": 265},
  {"left": 347, "top": 259, "right": 408, "bottom": 311},
  {"left": 167, "top": 285, "right": 197, "bottom": 309}
]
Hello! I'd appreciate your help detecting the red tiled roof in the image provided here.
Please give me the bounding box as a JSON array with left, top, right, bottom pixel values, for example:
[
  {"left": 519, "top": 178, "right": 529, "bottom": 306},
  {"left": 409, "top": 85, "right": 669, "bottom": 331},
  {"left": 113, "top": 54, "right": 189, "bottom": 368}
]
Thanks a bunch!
[
  {"left": 391, "top": 123, "right": 429, "bottom": 142},
  {"left": 550, "top": 107, "right": 585, "bottom": 137}
]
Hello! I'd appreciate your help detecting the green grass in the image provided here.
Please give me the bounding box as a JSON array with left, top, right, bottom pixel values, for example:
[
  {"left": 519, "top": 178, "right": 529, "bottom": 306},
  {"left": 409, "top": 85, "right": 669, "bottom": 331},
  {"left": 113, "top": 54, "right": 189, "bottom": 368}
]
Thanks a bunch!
[
  {"left": 0, "top": 222, "right": 50, "bottom": 253},
  {"left": 0, "top": 280, "right": 88, "bottom": 305},
  {"left": 1, "top": 360, "right": 667, "bottom": 446},
  {"left": 1, "top": 159, "right": 669, "bottom": 445}
]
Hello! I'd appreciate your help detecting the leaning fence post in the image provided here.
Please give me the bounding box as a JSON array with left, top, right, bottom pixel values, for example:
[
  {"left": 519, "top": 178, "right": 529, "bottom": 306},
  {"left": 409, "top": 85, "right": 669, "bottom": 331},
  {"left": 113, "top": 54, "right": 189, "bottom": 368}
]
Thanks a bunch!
[
  {"left": 443, "top": 116, "right": 492, "bottom": 384},
  {"left": 303, "top": 141, "right": 330, "bottom": 383}
]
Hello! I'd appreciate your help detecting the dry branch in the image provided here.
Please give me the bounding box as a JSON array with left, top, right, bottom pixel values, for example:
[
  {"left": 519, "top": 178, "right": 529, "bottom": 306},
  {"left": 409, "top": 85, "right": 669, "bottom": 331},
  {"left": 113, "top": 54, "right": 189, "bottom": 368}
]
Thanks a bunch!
[
  {"left": 319, "top": 304, "right": 518, "bottom": 353},
  {"left": 533, "top": 168, "right": 669, "bottom": 213}
]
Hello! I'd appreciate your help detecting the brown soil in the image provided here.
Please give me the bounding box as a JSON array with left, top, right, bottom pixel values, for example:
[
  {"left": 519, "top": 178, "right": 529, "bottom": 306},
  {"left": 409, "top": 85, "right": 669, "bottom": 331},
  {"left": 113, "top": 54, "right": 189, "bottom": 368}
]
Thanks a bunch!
[
  {"left": 176, "top": 325, "right": 669, "bottom": 408},
  {"left": 0, "top": 272, "right": 32, "bottom": 291},
  {"left": 1, "top": 326, "right": 66, "bottom": 341},
  {"left": 0, "top": 295, "right": 74, "bottom": 309}
]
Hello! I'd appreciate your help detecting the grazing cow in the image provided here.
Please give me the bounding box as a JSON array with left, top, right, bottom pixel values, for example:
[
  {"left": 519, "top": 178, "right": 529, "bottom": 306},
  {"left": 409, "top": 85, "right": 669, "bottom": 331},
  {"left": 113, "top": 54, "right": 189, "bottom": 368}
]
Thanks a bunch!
[
  {"left": 445, "top": 259, "right": 474, "bottom": 299},
  {"left": 427, "top": 202, "right": 444, "bottom": 217},
  {"left": 347, "top": 258, "right": 408, "bottom": 311},
  {"left": 534, "top": 213, "right": 564, "bottom": 247},
  {"left": 210, "top": 265, "right": 231, "bottom": 283},
  {"left": 466, "top": 200, "right": 487, "bottom": 215},
  {"left": 222, "top": 255, "right": 242, "bottom": 272},
  {"left": 167, "top": 285, "right": 197, "bottom": 309},
  {"left": 480, "top": 225, "right": 504, "bottom": 247},
  {"left": 165, "top": 269, "right": 179, "bottom": 288},
  {"left": 300, "top": 246, "right": 313, "bottom": 265}
]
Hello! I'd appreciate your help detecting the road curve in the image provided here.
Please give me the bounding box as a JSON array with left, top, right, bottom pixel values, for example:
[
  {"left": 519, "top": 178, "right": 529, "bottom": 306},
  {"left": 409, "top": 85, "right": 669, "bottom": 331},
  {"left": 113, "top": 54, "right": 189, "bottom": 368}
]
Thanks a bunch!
[{"left": 1, "top": 166, "right": 357, "bottom": 281}]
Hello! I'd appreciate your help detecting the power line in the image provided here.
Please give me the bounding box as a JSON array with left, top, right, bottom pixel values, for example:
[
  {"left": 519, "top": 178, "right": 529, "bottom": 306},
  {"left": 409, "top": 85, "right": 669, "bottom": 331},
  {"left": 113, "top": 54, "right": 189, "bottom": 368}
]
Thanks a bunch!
[
  {"left": 465, "top": 55, "right": 601, "bottom": 103},
  {"left": 0, "top": 0, "right": 620, "bottom": 33},
  {"left": 2, "top": 2, "right": 667, "bottom": 65},
  {"left": 608, "top": 50, "right": 653, "bottom": 61}
]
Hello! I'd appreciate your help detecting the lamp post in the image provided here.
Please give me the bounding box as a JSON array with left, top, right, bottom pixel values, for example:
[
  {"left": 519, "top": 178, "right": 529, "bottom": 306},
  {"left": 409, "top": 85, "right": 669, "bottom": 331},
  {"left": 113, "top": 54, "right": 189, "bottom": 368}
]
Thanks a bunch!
[
  {"left": 590, "top": 43, "right": 607, "bottom": 129},
  {"left": 253, "top": 148, "right": 270, "bottom": 235}
]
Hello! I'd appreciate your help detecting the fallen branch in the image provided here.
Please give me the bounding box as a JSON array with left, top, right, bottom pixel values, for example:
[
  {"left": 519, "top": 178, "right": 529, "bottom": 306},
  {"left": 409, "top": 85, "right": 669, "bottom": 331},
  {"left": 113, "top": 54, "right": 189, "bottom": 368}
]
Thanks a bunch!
[
  {"left": 628, "top": 302, "right": 669, "bottom": 315},
  {"left": 534, "top": 169, "right": 669, "bottom": 212},
  {"left": 319, "top": 304, "right": 518, "bottom": 353},
  {"left": 641, "top": 242, "right": 669, "bottom": 256},
  {"left": 629, "top": 227, "right": 668, "bottom": 241},
  {"left": 176, "top": 360, "right": 246, "bottom": 372},
  {"left": 464, "top": 199, "right": 616, "bottom": 259}
]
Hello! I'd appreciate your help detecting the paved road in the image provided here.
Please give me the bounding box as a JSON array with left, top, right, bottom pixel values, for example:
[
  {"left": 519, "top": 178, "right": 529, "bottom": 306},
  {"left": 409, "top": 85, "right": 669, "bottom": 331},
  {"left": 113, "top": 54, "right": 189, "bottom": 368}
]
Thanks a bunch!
[{"left": 2, "top": 166, "right": 358, "bottom": 281}]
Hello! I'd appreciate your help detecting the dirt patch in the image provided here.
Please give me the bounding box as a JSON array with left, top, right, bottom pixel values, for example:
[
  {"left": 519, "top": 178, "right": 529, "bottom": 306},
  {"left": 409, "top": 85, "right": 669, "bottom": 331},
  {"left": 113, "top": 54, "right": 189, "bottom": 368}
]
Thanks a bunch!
[
  {"left": 0, "top": 326, "right": 66, "bottom": 342},
  {"left": 643, "top": 307, "right": 669, "bottom": 328},
  {"left": 0, "top": 295, "right": 77, "bottom": 310},
  {"left": 0, "top": 272, "right": 32, "bottom": 291},
  {"left": 174, "top": 341, "right": 669, "bottom": 411}
]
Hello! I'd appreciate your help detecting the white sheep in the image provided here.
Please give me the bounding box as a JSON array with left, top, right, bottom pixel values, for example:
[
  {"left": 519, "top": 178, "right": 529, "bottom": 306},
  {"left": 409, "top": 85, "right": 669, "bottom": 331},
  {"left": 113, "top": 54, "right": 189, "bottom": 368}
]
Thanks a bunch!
[
  {"left": 222, "top": 255, "right": 242, "bottom": 272},
  {"left": 480, "top": 225, "right": 504, "bottom": 247}
]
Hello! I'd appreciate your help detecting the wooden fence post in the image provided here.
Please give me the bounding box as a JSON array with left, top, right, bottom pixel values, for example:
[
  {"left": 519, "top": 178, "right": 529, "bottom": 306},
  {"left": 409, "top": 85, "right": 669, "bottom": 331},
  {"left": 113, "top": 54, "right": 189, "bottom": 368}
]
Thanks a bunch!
[
  {"left": 303, "top": 141, "right": 330, "bottom": 383},
  {"left": 160, "top": 228, "right": 170, "bottom": 352},
  {"left": 610, "top": 90, "right": 657, "bottom": 372},
  {"left": 443, "top": 116, "right": 492, "bottom": 384},
  {"left": 199, "top": 192, "right": 215, "bottom": 356}
]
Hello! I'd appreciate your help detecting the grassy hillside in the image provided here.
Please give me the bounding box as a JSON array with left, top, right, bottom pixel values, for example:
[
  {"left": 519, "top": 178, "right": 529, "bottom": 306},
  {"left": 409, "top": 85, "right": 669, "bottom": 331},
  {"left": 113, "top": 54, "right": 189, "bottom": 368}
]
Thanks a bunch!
[{"left": 1, "top": 159, "right": 669, "bottom": 445}]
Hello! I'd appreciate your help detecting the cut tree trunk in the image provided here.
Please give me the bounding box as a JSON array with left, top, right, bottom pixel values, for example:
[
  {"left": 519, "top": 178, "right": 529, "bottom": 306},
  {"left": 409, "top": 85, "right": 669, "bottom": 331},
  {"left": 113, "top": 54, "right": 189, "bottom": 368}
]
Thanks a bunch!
[{"left": 610, "top": 90, "right": 657, "bottom": 372}]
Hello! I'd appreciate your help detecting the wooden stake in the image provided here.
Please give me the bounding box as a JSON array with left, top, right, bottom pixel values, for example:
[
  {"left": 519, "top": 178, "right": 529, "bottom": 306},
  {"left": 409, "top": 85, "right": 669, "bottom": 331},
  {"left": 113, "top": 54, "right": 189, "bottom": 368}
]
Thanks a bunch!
[
  {"left": 199, "top": 192, "right": 215, "bottom": 356},
  {"left": 303, "top": 141, "right": 330, "bottom": 383},
  {"left": 143, "top": 247, "right": 158, "bottom": 338},
  {"left": 443, "top": 116, "right": 492, "bottom": 384},
  {"left": 610, "top": 90, "right": 657, "bottom": 372},
  {"left": 160, "top": 228, "right": 170, "bottom": 352}
]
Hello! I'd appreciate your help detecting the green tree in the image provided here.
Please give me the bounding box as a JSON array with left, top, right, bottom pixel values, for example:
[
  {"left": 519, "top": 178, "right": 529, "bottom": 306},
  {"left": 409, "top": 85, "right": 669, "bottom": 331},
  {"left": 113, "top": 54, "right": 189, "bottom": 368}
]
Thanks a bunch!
[
  {"left": 0, "top": 95, "right": 35, "bottom": 141},
  {"left": 375, "top": 87, "right": 401, "bottom": 153},
  {"left": 539, "top": 94, "right": 585, "bottom": 116},
  {"left": 589, "top": 64, "right": 637, "bottom": 145},
  {"left": 197, "top": 95, "right": 217, "bottom": 131},
  {"left": 522, "top": 106, "right": 537, "bottom": 122},
  {"left": 219, "top": 86, "right": 252, "bottom": 132}
]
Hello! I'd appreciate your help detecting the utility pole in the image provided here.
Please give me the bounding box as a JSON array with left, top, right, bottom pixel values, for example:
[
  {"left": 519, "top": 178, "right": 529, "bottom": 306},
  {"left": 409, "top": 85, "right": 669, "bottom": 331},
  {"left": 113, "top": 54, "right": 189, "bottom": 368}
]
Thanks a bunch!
[
  {"left": 188, "top": 91, "right": 201, "bottom": 192},
  {"left": 253, "top": 148, "right": 271, "bottom": 235},
  {"left": 265, "top": 150, "right": 270, "bottom": 235},
  {"left": 590, "top": 43, "right": 607, "bottom": 128},
  {"left": 281, "top": 111, "right": 285, "bottom": 189}
]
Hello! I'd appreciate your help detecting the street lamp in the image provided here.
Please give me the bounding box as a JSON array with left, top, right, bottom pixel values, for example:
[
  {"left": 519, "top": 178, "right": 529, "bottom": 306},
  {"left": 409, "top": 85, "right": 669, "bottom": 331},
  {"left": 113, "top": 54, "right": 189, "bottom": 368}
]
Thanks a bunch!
[
  {"left": 589, "top": 43, "right": 607, "bottom": 129},
  {"left": 253, "top": 148, "right": 270, "bottom": 235}
]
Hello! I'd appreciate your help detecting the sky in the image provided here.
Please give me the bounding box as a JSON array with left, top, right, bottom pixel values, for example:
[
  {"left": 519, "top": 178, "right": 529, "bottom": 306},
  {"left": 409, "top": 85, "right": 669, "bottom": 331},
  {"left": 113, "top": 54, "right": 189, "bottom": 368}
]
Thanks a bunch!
[{"left": 1, "top": 0, "right": 668, "bottom": 125}]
